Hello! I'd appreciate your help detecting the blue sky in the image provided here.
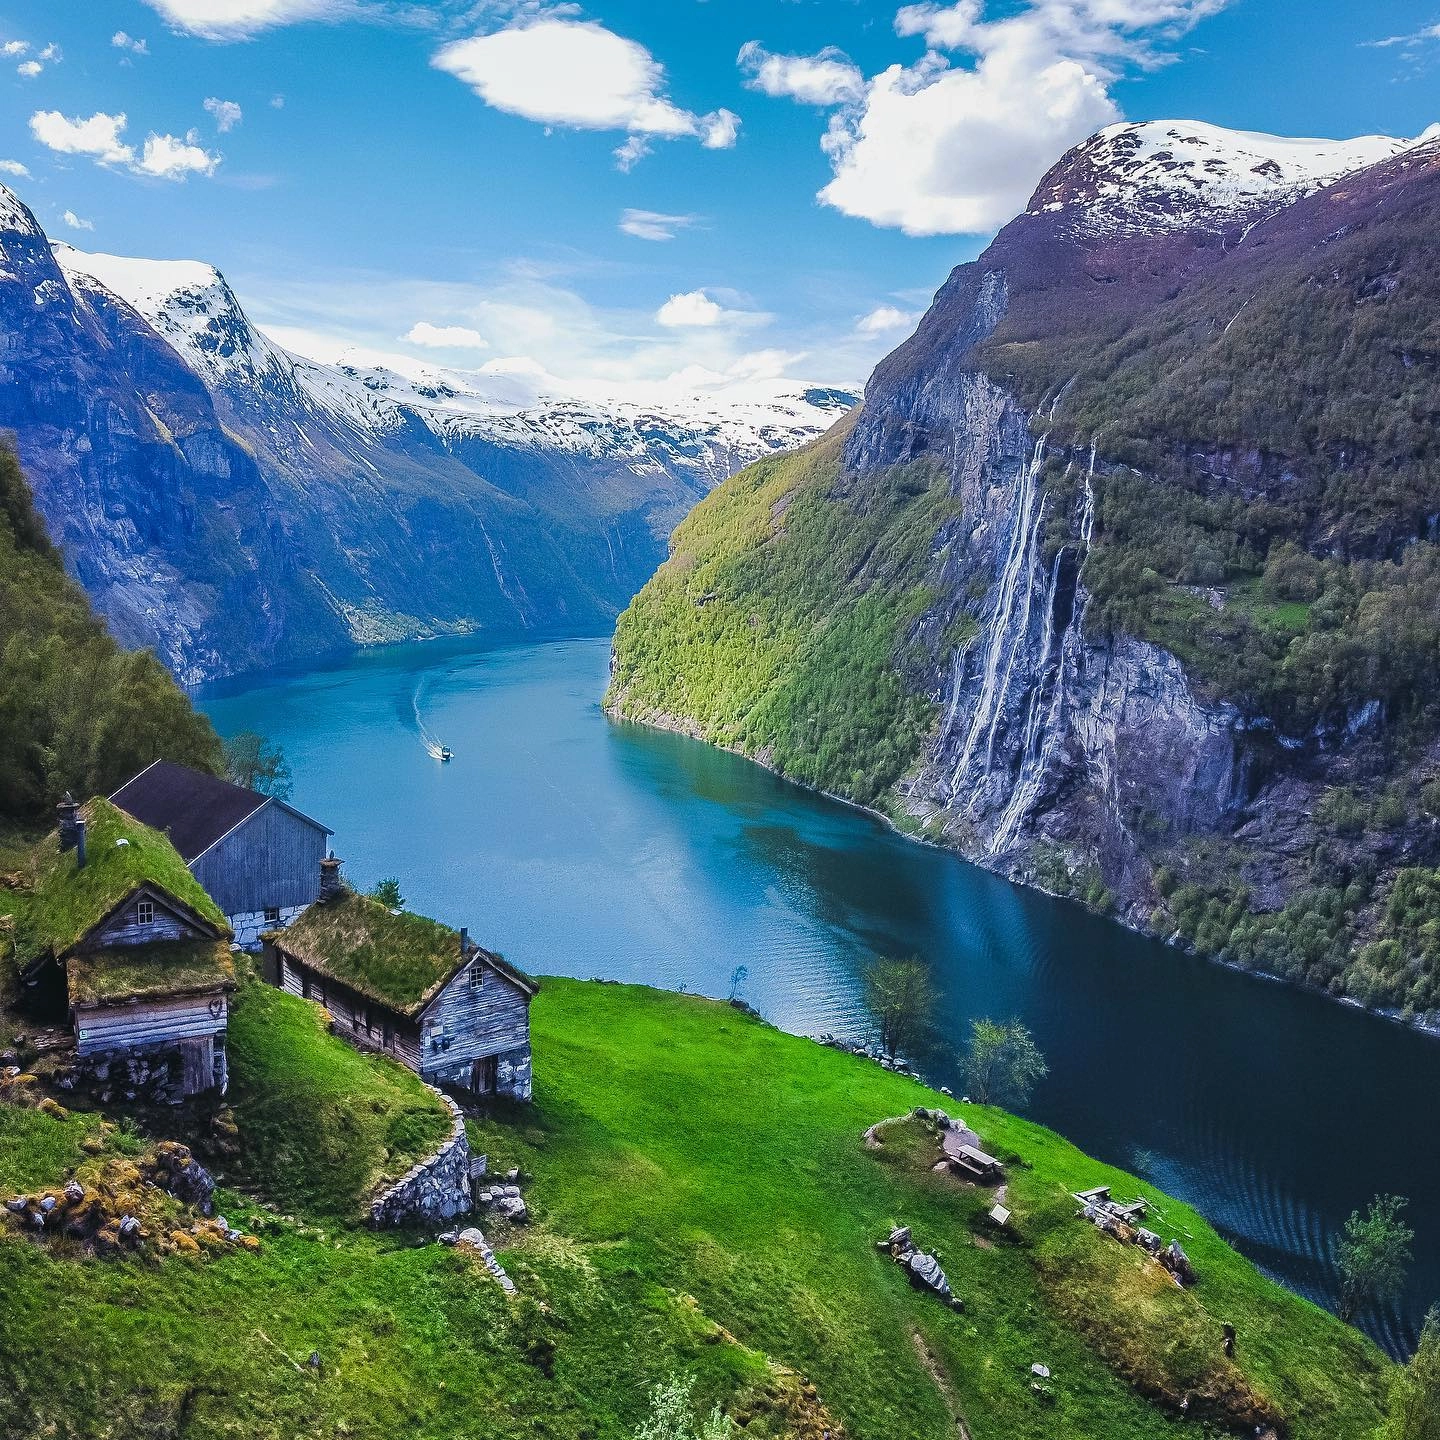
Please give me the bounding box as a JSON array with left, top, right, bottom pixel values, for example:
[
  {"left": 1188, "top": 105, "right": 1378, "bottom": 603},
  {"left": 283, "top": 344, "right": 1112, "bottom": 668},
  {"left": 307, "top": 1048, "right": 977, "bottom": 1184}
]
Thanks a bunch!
[{"left": 0, "top": 0, "right": 1437, "bottom": 390}]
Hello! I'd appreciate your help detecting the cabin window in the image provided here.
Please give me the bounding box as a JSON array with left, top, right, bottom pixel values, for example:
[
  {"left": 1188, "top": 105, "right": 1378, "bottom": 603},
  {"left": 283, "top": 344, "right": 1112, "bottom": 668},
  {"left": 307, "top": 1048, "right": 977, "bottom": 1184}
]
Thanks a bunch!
[
  {"left": 469, "top": 963, "right": 484, "bottom": 990},
  {"left": 136, "top": 900, "right": 154, "bottom": 926},
  {"left": 264, "top": 906, "right": 281, "bottom": 924}
]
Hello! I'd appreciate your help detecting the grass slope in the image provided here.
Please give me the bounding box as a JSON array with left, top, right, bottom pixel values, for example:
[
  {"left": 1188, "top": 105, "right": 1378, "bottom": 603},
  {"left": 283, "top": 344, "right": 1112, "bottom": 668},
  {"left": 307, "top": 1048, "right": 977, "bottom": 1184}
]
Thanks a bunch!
[
  {"left": 607, "top": 418, "right": 957, "bottom": 807},
  {"left": 0, "top": 979, "right": 1388, "bottom": 1439},
  {"left": 225, "top": 981, "right": 450, "bottom": 1217}
]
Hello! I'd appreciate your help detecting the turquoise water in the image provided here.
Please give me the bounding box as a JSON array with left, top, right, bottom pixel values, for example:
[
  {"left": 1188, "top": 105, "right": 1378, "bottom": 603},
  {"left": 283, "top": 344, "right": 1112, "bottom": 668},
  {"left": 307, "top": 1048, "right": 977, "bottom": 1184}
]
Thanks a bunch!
[{"left": 203, "top": 632, "right": 1440, "bottom": 1353}]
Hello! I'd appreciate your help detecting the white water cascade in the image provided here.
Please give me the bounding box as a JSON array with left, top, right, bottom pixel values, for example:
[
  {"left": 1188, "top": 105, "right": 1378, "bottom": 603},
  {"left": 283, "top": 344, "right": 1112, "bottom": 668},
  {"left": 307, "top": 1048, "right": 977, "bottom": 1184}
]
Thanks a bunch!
[
  {"left": 949, "top": 435, "right": 1051, "bottom": 793},
  {"left": 988, "top": 447, "right": 1099, "bottom": 853}
]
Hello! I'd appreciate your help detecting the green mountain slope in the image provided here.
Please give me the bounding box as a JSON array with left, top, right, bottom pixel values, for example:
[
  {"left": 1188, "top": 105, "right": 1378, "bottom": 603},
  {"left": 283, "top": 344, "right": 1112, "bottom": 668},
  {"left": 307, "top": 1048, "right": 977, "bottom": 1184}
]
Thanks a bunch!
[{"left": 0, "top": 444, "right": 221, "bottom": 825}]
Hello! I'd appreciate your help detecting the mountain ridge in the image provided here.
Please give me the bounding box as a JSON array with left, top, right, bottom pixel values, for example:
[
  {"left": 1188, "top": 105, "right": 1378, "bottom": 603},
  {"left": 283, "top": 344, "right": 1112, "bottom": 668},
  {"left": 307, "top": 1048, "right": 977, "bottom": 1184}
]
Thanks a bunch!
[
  {"left": 1, "top": 187, "right": 856, "bottom": 684},
  {"left": 609, "top": 115, "right": 1440, "bottom": 1024}
]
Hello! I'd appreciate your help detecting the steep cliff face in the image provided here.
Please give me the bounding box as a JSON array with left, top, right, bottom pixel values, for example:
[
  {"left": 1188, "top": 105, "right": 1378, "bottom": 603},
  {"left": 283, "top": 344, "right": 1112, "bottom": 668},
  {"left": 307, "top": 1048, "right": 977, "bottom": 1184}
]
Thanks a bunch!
[
  {"left": 611, "top": 120, "right": 1440, "bottom": 1021},
  {"left": 1, "top": 190, "right": 854, "bottom": 684}
]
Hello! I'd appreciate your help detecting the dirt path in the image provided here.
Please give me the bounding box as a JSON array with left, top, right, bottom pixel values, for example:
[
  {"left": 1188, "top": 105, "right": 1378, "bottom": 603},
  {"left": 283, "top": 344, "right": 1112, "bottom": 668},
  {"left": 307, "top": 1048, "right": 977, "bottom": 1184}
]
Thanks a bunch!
[{"left": 910, "top": 1329, "right": 972, "bottom": 1439}]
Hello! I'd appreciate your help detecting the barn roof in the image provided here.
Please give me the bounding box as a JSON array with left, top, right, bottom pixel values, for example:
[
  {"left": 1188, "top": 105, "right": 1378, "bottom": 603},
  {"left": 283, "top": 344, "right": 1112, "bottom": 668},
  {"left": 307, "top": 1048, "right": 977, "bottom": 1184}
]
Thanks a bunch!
[
  {"left": 11, "top": 798, "right": 228, "bottom": 970},
  {"left": 68, "top": 938, "right": 236, "bottom": 1008},
  {"left": 272, "top": 890, "right": 536, "bottom": 1018},
  {"left": 110, "top": 760, "right": 331, "bottom": 864}
]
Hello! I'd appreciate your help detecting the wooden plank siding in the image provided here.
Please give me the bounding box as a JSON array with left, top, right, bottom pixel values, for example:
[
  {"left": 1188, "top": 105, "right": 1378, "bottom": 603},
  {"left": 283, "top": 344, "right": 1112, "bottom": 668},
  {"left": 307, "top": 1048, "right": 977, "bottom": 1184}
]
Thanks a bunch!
[
  {"left": 74, "top": 992, "right": 228, "bottom": 1056},
  {"left": 419, "top": 960, "right": 531, "bottom": 1087},
  {"left": 90, "top": 893, "right": 204, "bottom": 950},
  {"left": 191, "top": 801, "right": 328, "bottom": 919},
  {"left": 276, "top": 954, "right": 423, "bottom": 1071}
]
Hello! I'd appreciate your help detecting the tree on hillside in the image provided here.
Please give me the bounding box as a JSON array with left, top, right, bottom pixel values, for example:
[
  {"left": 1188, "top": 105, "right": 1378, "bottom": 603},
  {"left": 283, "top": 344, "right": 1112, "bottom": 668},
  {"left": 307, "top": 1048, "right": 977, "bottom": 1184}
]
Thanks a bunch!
[
  {"left": 223, "top": 730, "right": 292, "bottom": 799},
  {"left": 961, "top": 1018, "right": 1048, "bottom": 1109},
  {"left": 371, "top": 877, "right": 405, "bottom": 910},
  {"left": 1382, "top": 1306, "right": 1440, "bottom": 1440},
  {"left": 864, "top": 957, "right": 937, "bottom": 1061},
  {"left": 1337, "top": 1193, "right": 1413, "bottom": 1323}
]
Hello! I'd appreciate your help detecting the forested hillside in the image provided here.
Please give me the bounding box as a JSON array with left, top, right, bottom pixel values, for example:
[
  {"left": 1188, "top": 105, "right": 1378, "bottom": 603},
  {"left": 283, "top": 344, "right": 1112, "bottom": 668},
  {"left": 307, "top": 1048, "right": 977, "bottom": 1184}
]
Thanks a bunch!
[
  {"left": 0, "top": 443, "right": 221, "bottom": 824},
  {"left": 609, "top": 126, "right": 1440, "bottom": 1023}
]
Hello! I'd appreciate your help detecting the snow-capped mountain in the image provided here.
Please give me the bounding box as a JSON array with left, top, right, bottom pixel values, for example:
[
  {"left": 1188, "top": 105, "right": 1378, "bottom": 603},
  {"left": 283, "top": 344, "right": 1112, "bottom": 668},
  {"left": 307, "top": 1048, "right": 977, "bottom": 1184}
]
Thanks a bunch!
[
  {"left": 51, "top": 242, "right": 854, "bottom": 486},
  {"left": 0, "top": 190, "right": 856, "bottom": 682},
  {"left": 1029, "top": 118, "right": 1440, "bottom": 235}
]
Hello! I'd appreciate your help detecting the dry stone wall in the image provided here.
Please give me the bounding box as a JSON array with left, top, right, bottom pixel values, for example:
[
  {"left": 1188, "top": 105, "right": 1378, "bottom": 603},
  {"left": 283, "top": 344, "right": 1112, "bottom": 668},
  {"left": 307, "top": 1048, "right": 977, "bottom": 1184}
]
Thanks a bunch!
[{"left": 369, "top": 1088, "right": 476, "bottom": 1227}]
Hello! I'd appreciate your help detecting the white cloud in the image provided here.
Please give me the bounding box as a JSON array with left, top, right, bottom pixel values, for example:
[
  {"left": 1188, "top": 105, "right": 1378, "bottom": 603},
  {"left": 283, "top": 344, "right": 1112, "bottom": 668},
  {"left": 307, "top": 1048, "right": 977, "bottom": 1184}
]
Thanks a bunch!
[
  {"left": 857, "top": 305, "right": 916, "bottom": 333},
  {"left": 112, "top": 31, "right": 151, "bottom": 54},
  {"left": 656, "top": 290, "right": 725, "bottom": 328},
  {"left": 1, "top": 41, "right": 26, "bottom": 56},
  {"left": 403, "top": 321, "right": 488, "bottom": 349},
  {"left": 738, "top": 42, "right": 865, "bottom": 105},
  {"left": 204, "top": 97, "right": 244, "bottom": 131},
  {"left": 612, "top": 135, "right": 651, "bottom": 172},
  {"left": 38, "top": 43, "right": 61, "bottom": 61},
  {"left": 140, "top": 0, "right": 353, "bottom": 41},
  {"left": 619, "top": 209, "right": 699, "bottom": 241},
  {"left": 61, "top": 210, "right": 95, "bottom": 231},
  {"left": 433, "top": 19, "right": 740, "bottom": 168},
  {"left": 17, "top": 60, "right": 41, "bottom": 77},
  {"left": 30, "top": 110, "right": 221, "bottom": 181},
  {"left": 1368, "top": 22, "right": 1440, "bottom": 48},
  {"left": 137, "top": 132, "right": 222, "bottom": 178},
  {"left": 270, "top": 94, "right": 286, "bottom": 108},
  {"left": 0, "top": 160, "right": 30, "bottom": 177},
  {"left": 30, "top": 111, "right": 135, "bottom": 166},
  {"left": 748, "top": 0, "right": 1231, "bottom": 236}
]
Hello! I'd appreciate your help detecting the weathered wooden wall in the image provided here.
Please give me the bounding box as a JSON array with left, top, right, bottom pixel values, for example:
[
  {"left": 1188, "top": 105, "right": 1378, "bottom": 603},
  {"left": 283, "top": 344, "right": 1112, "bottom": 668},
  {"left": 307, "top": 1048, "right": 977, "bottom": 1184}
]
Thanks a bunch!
[
  {"left": 419, "top": 960, "right": 531, "bottom": 1086},
  {"left": 193, "top": 802, "right": 327, "bottom": 918},
  {"left": 74, "top": 991, "right": 228, "bottom": 1058},
  {"left": 91, "top": 895, "right": 201, "bottom": 949},
  {"left": 276, "top": 952, "right": 423, "bottom": 1072}
]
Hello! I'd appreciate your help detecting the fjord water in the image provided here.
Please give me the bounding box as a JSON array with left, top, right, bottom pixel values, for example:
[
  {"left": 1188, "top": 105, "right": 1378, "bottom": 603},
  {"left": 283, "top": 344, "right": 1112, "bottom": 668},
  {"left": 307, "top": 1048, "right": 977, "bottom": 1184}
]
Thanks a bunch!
[{"left": 204, "top": 633, "right": 1440, "bottom": 1352}]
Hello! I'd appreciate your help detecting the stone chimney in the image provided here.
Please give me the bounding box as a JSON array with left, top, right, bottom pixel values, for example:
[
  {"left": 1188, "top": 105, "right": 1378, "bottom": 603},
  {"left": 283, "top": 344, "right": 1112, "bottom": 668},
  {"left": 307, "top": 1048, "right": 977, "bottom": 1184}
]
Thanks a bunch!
[
  {"left": 319, "top": 852, "right": 343, "bottom": 902},
  {"left": 57, "top": 794, "right": 80, "bottom": 852},
  {"left": 459, "top": 926, "right": 469, "bottom": 957}
]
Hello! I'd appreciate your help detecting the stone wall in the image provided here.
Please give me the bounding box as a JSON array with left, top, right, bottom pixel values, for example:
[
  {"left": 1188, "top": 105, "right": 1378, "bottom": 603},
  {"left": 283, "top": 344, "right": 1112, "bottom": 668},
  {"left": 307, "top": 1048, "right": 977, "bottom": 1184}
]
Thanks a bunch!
[
  {"left": 48, "top": 1038, "right": 228, "bottom": 1105},
  {"left": 369, "top": 1088, "right": 477, "bottom": 1227},
  {"left": 230, "top": 903, "right": 307, "bottom": 951}
]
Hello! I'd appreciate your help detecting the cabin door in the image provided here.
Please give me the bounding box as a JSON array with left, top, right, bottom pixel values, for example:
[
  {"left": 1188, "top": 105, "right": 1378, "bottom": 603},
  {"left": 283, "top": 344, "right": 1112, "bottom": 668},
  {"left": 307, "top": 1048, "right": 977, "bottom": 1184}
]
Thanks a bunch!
[
  {"left": 471, "top": 1055, "right": 498, "bottom": 1094},
  {"left": 180, "top": 1037, "right": 214, "bottom": 1097}
]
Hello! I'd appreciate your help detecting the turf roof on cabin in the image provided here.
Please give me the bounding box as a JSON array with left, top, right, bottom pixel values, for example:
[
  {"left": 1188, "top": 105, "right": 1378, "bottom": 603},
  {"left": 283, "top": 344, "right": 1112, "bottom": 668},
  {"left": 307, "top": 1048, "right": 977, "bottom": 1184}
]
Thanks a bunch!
[
  {"left": 67, "top": 938, "right": 236, "bottom": 1008},
  {"left": 11, "top": 797, "right": 228, "bottom": 967},
  {"left": 274, "top": 890, "right": 533, "bottom": 1016}
]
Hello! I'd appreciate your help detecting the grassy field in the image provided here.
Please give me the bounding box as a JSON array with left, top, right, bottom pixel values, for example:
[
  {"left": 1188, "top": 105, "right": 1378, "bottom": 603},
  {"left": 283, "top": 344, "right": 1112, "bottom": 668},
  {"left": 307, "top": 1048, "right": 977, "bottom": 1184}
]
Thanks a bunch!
[{"left": 0, "top": 978, "right": 1391, "bottom": 1439}]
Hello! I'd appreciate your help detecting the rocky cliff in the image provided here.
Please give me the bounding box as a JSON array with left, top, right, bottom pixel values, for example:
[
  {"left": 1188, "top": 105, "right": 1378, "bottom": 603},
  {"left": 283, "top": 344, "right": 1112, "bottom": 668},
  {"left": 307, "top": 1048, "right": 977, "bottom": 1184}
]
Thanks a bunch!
[
  {"left": 610, "top": 120, "right": 1440, "bottom": 1022},
  {"left": 0, "top": 187, "right": 854, "bottom": 685}
]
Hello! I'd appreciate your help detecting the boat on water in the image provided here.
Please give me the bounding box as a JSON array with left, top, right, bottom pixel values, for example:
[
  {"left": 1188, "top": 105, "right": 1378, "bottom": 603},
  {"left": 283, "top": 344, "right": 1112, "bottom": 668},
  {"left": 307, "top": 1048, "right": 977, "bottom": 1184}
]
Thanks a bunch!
[{"left": 440, "top": 746, "right": 453, "bottom": 762}]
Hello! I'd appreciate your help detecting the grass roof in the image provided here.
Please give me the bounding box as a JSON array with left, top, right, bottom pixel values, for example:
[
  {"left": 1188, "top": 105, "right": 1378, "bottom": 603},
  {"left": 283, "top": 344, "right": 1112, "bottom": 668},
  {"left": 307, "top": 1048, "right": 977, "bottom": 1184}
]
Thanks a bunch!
[
  {"left": 275, "top": 891, "right": 530, "bottom": 1016},
  {"left": 66, "top": 938, "right": 236, "bottom": 1008},
  {"left": 12, "top": 798, "right": 227, "bottom": 968}
]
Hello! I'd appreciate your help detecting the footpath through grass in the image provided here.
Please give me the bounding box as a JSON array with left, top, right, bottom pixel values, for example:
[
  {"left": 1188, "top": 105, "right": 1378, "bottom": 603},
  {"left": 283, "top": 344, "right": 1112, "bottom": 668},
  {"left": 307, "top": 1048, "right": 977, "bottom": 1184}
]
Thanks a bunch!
[{"left": 0, "top": 977, "right": 1391, "bottom": 1439}]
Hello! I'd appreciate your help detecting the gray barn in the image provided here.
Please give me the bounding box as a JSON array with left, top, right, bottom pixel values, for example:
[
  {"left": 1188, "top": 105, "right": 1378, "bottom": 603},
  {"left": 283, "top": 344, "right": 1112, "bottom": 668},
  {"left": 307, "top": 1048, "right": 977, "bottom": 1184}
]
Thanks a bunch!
[
  {"left": 111, "top": 761, "right": 332, "bottom": 948},
  {"left": 265, "top": 877, "right": 535, "bottom": 1100}
]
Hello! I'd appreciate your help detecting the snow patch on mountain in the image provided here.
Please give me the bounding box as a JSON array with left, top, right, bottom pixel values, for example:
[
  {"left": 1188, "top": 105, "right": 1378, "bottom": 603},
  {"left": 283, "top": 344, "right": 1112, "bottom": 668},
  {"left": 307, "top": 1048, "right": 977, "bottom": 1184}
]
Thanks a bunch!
[
  {"left": 1032, "top": 119, "right": 1440, "bottom": 235},
  {"left": 49, "top": 232, "right": 857, "bottom": 475}
]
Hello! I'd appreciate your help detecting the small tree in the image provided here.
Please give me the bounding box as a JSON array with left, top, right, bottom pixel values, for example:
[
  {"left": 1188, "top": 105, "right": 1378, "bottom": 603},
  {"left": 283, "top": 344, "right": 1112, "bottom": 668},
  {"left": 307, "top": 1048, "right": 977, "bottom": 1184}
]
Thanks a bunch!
[
  {"left": 960, "top": 1018, "right": 1048, "bottom": 1108},
  {"left": 223, "top": 730, "right": 292, "bottom": 799},
  {"left": 1337, "top": 1193, "right": 1413, "bottom": 1323},
  {"left": 727, "top": 964, "right": 749, "bottom": 1002},
  {"left": 863, "top": 957, "right": 937, "bottom": 1060},
  {"left": 1383, "top": 1305, "right": 1440, "bottom": 1440},
  {"left": 371, "top": 877, "right": 405, "bottom": 910}
]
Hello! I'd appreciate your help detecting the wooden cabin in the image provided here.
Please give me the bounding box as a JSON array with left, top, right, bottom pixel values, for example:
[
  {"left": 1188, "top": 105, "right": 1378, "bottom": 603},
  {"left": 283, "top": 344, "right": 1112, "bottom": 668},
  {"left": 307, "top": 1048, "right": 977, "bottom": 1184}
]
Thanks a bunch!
[
  {"left": 264, "top": 869, "right": 536, "bottom": 1100},
  {"left": 111, "top": 760, "right": 332, "bottom": 948},
  {"left": 8, "top": 796, "right": 236, "bottom": 1097}
]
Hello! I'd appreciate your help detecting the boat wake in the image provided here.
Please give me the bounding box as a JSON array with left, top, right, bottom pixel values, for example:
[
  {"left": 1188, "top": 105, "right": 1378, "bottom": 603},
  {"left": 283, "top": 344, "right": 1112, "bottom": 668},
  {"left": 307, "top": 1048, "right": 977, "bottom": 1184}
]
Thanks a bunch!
[{"left": 412, "top": 679, "right": 452, "bottom": 761}]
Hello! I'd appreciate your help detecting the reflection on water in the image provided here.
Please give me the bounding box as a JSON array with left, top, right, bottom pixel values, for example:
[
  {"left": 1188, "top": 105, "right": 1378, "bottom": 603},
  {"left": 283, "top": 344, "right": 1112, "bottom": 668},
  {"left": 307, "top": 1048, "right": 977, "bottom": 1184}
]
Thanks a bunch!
[{"left": 203, "top": 632, "right": 1440, "bottom": 1354}]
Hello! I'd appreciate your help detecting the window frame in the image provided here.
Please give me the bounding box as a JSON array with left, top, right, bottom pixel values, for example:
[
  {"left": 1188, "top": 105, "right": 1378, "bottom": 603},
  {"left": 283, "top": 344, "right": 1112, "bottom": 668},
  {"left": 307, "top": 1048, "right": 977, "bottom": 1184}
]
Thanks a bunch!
[{"left": 136, "top": 899, "right": 154, "bottom": 926}]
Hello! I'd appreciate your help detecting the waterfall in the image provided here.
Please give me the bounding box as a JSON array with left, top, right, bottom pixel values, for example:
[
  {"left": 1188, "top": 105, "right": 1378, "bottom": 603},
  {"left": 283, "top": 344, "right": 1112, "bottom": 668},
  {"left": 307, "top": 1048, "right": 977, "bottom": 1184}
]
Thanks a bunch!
[
  {"left": 989, "top": 444, "right": 1100, "bottom": 853},
  {"left": 950, "top": 434, "right": 1050, "bottom": 792}
]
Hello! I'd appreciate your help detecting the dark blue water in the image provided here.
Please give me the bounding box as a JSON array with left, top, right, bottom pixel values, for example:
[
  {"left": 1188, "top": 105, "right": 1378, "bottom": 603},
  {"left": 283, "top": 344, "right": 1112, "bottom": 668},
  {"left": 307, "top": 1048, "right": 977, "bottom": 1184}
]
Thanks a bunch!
[{"left": 202, "top": 633, "right": 1440, "bottom": 1354}]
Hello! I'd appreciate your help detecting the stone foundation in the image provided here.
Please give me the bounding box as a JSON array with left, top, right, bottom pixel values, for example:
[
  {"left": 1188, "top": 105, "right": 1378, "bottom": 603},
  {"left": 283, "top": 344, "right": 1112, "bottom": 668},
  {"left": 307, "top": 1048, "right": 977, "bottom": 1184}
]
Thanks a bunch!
[
  {"left": 230, "top": 904, "right": 307, "bottom": 951},
  {"left": 369, "top": 1088, "right": 474, "bottom": 1227},
  {"left": 49, "top": 1040, "right": 228, "bottom": 1106}
]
